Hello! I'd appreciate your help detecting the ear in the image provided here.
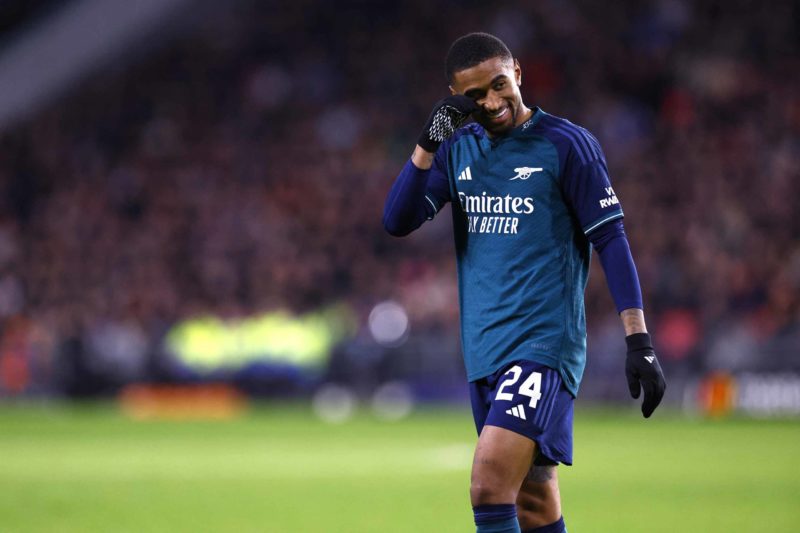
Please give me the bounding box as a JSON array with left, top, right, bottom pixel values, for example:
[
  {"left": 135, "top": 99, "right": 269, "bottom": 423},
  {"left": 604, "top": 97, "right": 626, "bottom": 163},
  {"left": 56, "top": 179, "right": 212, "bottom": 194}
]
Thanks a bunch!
[
  {"left": 449, "top": 85, "right": 457, "bottom": 96},
  {"left": 514, "top": 58, "right": 522, "bottom": 86}
]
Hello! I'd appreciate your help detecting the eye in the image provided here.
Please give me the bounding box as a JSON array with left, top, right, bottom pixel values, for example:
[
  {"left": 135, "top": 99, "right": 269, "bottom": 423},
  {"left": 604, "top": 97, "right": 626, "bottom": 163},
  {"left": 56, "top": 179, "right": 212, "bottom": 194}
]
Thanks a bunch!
[{"left": 493, "top": 81, "right": 506, "bottom": 90}]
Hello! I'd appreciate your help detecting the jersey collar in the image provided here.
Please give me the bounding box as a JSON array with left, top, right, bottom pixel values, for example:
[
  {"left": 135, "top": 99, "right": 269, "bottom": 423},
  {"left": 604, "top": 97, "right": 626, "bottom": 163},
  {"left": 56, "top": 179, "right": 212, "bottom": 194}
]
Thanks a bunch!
[{"left": 507, "top": 106, "right": 544, "bottom": 138}]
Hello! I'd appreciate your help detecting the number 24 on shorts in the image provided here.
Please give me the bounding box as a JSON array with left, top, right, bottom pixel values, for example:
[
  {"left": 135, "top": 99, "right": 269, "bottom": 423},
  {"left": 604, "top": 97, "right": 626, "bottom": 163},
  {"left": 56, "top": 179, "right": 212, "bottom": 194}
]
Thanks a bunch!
[{"left": 495, "top": 366, "right": 543, "bottom": 408}]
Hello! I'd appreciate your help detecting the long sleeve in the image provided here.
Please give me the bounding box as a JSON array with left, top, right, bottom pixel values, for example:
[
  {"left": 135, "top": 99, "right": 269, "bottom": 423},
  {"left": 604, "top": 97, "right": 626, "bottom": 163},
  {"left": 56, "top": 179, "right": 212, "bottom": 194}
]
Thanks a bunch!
[
  {"left": 543, "top": 117, "right": 641, "bottom": 312},
  {"left": 383, "top": 142, "right": 452, "bottom": 236},
  {"left": 588, "top": 219, "right": 644, "bottom": 313},
  {"left": 382, "top": 159, "right": 435, "bottom": 236}
]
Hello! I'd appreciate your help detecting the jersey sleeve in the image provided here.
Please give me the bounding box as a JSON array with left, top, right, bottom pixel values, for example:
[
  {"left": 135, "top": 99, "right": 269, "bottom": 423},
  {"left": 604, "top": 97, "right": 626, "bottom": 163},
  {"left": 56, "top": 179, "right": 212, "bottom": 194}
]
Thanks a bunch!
[
  {"left": 559, "top": 129, "right": 624, "bottom": 235},
  {"left": 422, "top": 138, "right": 453, "bottom": 219},
  {"left": 589, "top": 219, "right": 644, "bottom": 312},
  {"left": 383, "top": 139, "right": 454, "bottom": 236}
]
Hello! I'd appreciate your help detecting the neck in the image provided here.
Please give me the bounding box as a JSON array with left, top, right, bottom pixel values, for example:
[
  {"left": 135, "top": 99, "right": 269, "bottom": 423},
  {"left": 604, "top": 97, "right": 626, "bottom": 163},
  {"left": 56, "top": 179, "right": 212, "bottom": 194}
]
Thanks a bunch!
[{"left": 515, "top": 104, "right": 533, "bottom": 127}]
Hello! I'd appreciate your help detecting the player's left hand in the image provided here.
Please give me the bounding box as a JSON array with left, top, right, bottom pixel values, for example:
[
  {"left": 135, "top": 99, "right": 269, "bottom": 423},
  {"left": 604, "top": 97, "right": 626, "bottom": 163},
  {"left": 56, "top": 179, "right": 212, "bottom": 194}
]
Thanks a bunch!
[{"left": 625, "top": 333, "right": 666, "bottom": 418}]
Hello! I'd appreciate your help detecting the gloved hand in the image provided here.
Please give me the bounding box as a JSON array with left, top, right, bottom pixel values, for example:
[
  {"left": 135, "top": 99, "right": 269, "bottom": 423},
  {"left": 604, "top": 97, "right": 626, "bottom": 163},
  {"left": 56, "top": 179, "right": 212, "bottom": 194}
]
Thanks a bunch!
[
  {"left": 417, "top": 95, "right": 478, "bottom": 153},
  {"left": 625, "top": 333, "right": 666, "bottom": 418}
]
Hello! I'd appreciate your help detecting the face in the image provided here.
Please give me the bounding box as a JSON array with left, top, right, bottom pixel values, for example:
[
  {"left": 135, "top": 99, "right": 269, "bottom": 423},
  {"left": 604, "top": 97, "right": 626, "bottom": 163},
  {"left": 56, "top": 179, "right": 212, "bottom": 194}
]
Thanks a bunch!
[{"left": 450, "top": 56, "right": 528, "bottom": 136}]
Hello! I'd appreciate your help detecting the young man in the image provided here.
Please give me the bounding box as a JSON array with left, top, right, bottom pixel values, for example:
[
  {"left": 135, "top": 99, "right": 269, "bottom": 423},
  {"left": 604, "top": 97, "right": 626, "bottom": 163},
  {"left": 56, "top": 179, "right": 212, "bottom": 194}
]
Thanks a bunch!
[{"left": 383, "top": 33, "right": 666, "bottom": 533}]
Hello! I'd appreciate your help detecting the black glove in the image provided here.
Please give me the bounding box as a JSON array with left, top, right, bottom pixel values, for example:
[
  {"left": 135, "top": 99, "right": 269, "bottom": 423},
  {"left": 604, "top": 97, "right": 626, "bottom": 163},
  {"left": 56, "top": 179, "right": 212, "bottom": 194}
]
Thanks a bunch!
[
  {"left": 625, "top": 333, "right": 666, "bottom": 418},
  {"left": 417, "top": 95, "right": 479, "bottom": 153}
]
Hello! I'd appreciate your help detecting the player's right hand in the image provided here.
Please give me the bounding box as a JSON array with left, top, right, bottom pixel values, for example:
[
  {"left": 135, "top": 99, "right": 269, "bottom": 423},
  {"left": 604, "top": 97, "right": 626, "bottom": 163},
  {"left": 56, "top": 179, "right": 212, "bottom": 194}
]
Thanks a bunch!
[
  {"left": 417, "top": 95, "right": 479, "bottom": 153},
  {"left": 625, "top": 333, "right": 666, "bottom": 418}
]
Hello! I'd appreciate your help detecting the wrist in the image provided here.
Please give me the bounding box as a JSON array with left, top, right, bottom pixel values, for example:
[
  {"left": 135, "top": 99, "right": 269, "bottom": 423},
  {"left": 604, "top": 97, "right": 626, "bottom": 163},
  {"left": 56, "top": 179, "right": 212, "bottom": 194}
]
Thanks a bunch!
[
  {"left": 411, "top": 145, "right": 435, "bottom": 169},
  {"left": 620, "top": 308, "right": 647, "bottom": 336}
]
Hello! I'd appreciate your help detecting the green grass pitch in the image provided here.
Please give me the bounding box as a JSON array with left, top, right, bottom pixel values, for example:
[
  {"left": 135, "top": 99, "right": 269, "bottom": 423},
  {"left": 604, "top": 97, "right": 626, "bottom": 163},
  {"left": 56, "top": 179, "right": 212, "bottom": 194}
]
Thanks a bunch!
[{"left": 0, "top": 403, "right": 798, "bottom": 532}]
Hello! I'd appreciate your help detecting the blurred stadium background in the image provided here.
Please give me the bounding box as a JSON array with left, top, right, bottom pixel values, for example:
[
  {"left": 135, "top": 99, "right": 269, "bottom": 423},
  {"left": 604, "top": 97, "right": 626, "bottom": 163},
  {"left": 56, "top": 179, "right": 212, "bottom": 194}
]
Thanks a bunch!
[{"left": 0, "top": 0, "right": 798, "bottom": 531}]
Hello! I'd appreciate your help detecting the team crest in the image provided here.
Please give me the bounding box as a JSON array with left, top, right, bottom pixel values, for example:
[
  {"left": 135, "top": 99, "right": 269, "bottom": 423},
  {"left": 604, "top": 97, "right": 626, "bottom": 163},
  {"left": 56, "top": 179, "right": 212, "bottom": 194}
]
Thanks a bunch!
[{"left": 510, "top": 167, "right": 543, "bottom": 180}]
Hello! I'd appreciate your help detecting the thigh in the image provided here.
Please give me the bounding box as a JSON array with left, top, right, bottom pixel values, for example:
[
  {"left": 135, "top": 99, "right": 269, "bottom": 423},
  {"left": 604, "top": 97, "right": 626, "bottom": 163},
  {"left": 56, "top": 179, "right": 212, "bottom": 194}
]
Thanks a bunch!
[{"left": 471, "top": 424, "right": 537, "bottom": 504}]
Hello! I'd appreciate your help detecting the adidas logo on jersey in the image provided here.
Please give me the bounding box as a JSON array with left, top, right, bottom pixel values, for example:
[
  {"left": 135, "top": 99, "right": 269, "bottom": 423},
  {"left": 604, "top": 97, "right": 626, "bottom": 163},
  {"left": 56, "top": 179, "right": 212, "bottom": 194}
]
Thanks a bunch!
[
  {"left": 505, "top": 404, "right": 527, "bottom": 420},
  {"left": 457, "top": 167, "right": 473, "bottom": 181},
  {"left": 645, "top": 356, "right": 655, "bottom": 363}
]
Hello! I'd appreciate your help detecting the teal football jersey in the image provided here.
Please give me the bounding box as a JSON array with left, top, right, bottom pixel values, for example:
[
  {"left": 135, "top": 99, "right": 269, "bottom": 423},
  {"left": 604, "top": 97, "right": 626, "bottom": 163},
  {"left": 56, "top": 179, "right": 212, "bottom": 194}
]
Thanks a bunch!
[{"left": 423, "top": 108, "right": 624, "bottom": 396}]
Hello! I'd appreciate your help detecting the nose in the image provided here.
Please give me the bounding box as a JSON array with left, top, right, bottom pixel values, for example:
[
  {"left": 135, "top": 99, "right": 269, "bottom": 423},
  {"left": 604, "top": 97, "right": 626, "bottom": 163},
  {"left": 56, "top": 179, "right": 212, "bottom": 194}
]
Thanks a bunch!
[{"left": 481, "top": 92, "right": 503, "bottom": 112}]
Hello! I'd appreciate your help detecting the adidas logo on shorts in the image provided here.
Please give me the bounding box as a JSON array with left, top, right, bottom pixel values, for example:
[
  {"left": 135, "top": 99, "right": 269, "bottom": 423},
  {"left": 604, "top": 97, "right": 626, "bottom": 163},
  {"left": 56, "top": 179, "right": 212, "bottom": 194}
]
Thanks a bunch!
[{"left": 505, "top": 404, "right": 527, "bottom": 420}]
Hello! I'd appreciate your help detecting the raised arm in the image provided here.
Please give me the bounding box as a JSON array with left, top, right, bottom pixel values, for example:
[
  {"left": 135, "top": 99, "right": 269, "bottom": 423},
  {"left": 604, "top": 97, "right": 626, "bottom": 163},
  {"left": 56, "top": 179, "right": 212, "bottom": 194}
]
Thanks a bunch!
[
  {"left": 382, "top": 153, "right": 437, "bottom": 237},
  {"left": 382, "top": 95, "right": 477, "bottom": 237}
]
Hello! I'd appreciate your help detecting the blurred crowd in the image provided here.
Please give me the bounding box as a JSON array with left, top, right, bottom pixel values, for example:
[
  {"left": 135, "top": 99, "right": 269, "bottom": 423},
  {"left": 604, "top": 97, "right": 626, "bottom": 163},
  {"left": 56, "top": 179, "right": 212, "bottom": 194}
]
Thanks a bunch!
[{"left": 0, "top": 0, "right": 798, "bottom": 397}]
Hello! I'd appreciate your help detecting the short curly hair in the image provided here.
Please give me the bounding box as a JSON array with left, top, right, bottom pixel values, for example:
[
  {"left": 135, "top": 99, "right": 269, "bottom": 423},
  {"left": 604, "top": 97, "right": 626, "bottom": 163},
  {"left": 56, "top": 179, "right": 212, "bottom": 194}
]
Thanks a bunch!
[{"left": 445, "top": 32, "right": 513, "bottom": 83}]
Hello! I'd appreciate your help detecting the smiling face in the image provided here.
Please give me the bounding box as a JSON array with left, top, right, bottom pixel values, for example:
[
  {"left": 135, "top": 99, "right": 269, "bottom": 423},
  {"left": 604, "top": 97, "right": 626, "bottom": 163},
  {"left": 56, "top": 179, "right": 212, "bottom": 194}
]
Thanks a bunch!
[{"left": 449, "top": 56, "right": 531, "bottom": 137}]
